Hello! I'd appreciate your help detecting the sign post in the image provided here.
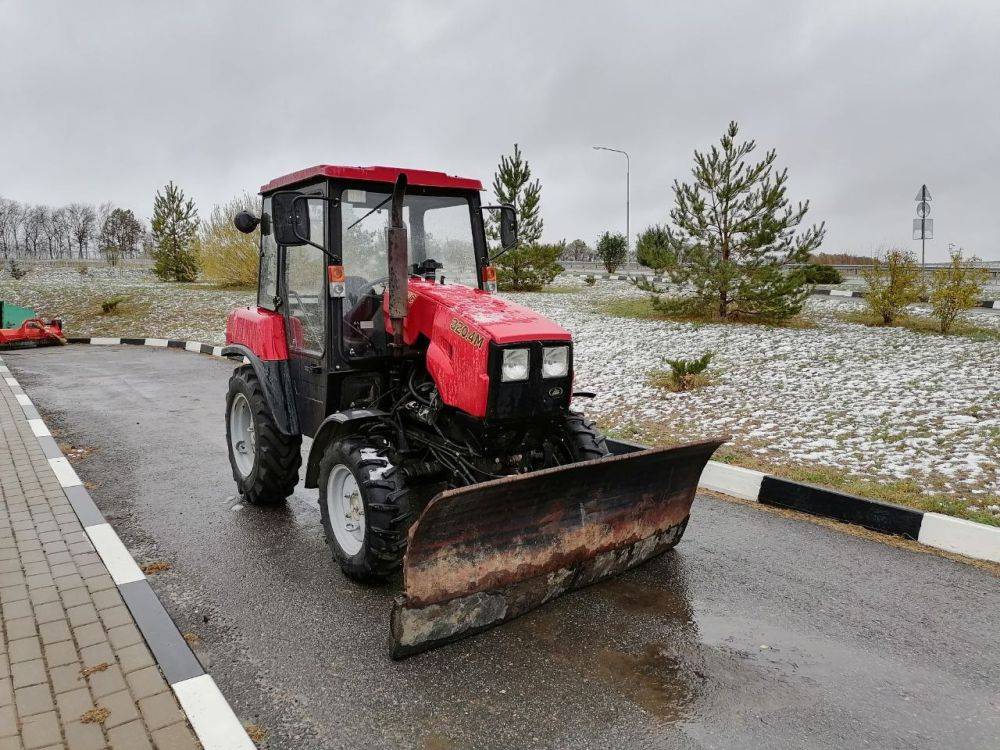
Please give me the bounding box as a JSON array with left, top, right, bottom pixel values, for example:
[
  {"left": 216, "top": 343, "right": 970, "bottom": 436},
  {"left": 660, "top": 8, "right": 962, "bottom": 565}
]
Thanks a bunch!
[{"left": 913, "top": 184, "right": 933, "bottom": 274}]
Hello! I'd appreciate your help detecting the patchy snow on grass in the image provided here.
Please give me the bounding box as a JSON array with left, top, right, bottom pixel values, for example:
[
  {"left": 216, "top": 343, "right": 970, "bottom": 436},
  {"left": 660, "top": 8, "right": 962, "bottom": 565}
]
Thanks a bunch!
[
  {"left": 508, "top": 278, "right": 1000, "bottom": 514},
  {"left": 4, "top": 266, "right": 997, "bottom": 519}
]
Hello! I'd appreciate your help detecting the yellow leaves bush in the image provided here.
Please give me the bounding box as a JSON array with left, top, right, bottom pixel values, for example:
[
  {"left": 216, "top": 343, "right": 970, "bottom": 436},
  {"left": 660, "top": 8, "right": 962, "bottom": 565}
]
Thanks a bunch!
[{"left": 196, "top": 192, "right": 259, "bottom": 288}]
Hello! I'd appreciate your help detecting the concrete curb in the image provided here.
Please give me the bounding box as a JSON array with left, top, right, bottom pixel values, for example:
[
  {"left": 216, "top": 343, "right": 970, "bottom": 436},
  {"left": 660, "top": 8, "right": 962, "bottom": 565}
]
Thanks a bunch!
[
  {"left": 607, "top": 438, "right": 1000, "bottom": 565},
  {"left": 0, "top": 351, "right": 255, "bottom": 750},
  {"left": 560, "top": 271, "right": 1000, "bottom": 308}
]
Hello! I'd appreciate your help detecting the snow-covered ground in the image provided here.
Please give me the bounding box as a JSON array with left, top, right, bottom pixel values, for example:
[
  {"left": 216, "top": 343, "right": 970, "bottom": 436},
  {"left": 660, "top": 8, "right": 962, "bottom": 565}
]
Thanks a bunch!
[
  {"left": 4, "top": 265, "right": 997, "bottom": 520},
  {"left": 508, "top": 278, "right": 1000, "bottom": 517}
]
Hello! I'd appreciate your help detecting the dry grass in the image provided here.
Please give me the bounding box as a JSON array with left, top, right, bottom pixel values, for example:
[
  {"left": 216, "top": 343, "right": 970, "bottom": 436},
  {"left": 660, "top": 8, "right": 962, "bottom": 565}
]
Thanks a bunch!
[
  {"left": 80, "top": 662, "right": 110, "bottom": 677},
  {"left": 837, "top": 309, "right": 1000, "bottom": 342},
  {"left": 245, "top": 723, "right": 268, "bottom": 744},
  {"left": 648, "top": 369, "right": 713, "bottom": 392},
  {"left": 80, "top": 706, "right": 111, "bottom": 725},
  {"left": 140, "top": 561, "right": 172, "bottom": 575}
]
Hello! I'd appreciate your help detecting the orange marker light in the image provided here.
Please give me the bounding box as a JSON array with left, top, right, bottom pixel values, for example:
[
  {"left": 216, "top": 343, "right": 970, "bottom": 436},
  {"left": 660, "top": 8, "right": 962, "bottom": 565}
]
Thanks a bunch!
[
  {"left": 482, "top": 265, "right": 498, "bottom": 293},
  {"left": 328, "top": 265, "right": 346, "bottom": 283}
]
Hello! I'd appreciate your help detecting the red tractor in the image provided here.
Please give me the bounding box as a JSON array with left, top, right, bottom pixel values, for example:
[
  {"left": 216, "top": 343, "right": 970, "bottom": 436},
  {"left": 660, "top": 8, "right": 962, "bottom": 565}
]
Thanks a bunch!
[{"left": 223, "top": 165, "right": 722, "bottom": 657}]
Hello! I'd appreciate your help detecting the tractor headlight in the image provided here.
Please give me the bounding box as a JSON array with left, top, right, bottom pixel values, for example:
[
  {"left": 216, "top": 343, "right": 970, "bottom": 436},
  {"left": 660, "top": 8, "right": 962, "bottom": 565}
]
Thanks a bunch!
[
  {"left": 501, "top": 348, "right": 530, "bottom": 382},
  {"left": 542, "top": 346, "right": 569, "bottom": 378}
]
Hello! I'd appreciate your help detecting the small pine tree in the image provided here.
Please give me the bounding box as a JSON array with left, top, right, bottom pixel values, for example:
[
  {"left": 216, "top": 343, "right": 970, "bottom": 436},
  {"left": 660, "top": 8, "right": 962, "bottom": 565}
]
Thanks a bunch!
[
  {"left": 151, "top": 181, "right": 199, "bottom": 282},
  {"left": 928, "top": 248, "right": 989, "bottom": 333},
  {"left": 596, "top": 231, "right": 627, "bottom": 273},
  {"left": 635, "top": 225, "right": 675, "bottom": 273},
  {"left": 664, "top": 122, "right": 825, "bottom": 320},
  {"left": 861, "top": 249, "right": 923, "bottom": 325},
  {"left": 495, "top": 242, "right": 564, "bottom": 292},
  {"left": 487, "top": 143, "right": 542, "bottom": 251}
]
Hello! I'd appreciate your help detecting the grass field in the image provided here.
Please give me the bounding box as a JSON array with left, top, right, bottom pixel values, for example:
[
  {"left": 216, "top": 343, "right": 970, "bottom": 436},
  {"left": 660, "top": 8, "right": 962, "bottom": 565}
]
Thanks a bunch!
[{"left": 3, "top": 264, "right": 998, "bottom": 525}]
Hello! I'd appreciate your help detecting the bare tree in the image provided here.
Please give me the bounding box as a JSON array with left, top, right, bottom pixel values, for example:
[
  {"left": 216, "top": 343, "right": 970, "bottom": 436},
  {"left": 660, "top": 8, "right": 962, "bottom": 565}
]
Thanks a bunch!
[
  {"left": 0, "top": 198, "right": 20, "bottom": 258},
  {"left": 99, "top": 207, "right": 144, "bottom": 266},
  {"left": 67, "top": 203, "right": 98, "bottom": 259}
]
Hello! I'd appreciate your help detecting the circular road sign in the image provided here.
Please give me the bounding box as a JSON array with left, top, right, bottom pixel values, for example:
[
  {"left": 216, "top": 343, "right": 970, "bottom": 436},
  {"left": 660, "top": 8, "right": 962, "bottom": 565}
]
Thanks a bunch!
[{"left": 916, "top": 201, "right": 931, "bottom": 218}]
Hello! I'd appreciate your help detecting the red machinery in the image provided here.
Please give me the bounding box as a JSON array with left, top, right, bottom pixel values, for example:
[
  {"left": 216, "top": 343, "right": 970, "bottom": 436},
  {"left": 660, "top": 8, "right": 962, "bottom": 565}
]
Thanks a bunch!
[{"left": 0, "top": 318, "right": 66, "bottom": 349}]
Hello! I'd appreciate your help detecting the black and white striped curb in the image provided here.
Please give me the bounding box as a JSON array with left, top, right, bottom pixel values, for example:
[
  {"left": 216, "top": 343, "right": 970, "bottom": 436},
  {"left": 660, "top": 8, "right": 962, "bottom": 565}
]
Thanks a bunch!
[
  {"left": 561, "top": 271, "right": 1000, "bottom": 308},
  {"left": 608, "top": 439, "right": 1000, "bottom": 564},
  {"left": 19, "top": 338, "right": 1000, "bottom": 564},
  {"left": 0, "top": 353, "right": 255, "bottom": 750}
]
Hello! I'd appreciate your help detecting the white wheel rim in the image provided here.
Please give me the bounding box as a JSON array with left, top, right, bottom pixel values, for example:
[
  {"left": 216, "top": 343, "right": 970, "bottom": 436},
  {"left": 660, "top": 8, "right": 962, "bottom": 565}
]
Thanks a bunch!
[
  {"left": 328, "top": 464, "right": 365, "bottom": 556},
  {"left": 229, "top": 392, "right": 256, "bottom": 477}
]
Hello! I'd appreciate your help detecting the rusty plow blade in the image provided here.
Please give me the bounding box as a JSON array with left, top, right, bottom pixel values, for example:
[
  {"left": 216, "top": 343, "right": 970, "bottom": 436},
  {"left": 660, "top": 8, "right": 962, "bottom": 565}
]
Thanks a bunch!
[{"left": 389, "top": 438, "right": 725, "bottom": 658}]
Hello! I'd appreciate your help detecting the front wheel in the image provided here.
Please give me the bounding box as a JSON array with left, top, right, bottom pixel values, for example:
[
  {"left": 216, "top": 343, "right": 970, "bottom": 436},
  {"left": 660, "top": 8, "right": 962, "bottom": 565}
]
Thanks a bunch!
[
  {"left": 226, "top": 365, "right": 302, "bottom": 505},
  {"left": 317, "top": 438, "right": 412, "bottom": 582}
]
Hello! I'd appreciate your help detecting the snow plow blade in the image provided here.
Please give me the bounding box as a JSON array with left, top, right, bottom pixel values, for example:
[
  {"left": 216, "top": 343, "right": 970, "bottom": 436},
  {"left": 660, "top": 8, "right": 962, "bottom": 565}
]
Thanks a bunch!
[{"left": 389, "top": 437, "right": 725, "bottom": 658}]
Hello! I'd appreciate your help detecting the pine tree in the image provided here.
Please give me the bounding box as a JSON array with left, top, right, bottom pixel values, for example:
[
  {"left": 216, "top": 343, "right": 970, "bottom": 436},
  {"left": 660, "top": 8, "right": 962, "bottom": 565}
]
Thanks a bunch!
[
  {"left": 151, "top": 181, "right": 199, "bottom": 282},
  {"left": 488, "top": 143, "right": 542, "bottom": 249},
  {"left": 664, "top": 122, "right": 825, "bottom": 320},
  {"left": 596, "top": 231, "right": 627, "bottom": 273}
]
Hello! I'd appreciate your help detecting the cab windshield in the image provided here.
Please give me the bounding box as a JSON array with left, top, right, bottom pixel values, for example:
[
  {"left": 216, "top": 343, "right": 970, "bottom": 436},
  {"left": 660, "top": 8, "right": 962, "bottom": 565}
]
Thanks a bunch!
[{"left": 340, "top": 189, "right": 479, "bottom": 304}]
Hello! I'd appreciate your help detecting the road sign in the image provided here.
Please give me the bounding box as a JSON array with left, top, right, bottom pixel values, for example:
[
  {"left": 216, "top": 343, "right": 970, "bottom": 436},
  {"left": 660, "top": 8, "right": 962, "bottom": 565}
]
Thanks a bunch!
[
  {"left": 916, "top": 201, "right": 931, "bottom": 218},
  {"left": 913, "top": 218, "right": 933, "bottom": 240},
  {"left": 915, "top": 185, "right": 932, "bottom": 201}
]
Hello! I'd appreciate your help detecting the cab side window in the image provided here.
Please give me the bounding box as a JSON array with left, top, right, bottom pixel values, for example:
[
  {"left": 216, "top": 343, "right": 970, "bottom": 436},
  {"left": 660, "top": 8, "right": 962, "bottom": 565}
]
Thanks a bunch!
[
  {"left": 284, "top": 200, "right": 326, "bottom": 354},
  {"left": 258, "top": 197, "right": 278, "bottom": 310}
]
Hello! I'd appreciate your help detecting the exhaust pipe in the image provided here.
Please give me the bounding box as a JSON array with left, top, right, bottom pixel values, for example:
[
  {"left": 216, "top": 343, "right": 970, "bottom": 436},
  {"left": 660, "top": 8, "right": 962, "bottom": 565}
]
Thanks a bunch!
[{"left": 386, "top": 173, "right": 408, "bottom": 350}]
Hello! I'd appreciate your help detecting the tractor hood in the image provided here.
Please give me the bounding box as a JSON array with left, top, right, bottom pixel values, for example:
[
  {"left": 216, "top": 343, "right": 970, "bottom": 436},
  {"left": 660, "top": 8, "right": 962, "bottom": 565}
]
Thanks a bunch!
[{"left": 402, "top": 279, "right": 571, "bottom": 345}]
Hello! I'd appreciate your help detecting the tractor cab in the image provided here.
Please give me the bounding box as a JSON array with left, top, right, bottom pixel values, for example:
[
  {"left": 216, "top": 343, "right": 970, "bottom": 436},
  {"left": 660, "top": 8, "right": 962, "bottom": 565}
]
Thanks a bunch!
[{"left": 229, "top": 165, "right": 515, "bottom": 435}]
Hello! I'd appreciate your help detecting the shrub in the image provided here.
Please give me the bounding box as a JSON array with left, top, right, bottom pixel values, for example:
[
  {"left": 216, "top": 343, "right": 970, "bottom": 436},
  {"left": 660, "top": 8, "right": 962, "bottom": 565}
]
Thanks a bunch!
[
  {"left": 801, "top": 263, "right": 843, "bottom": 284},
  {"left": 596, "top": 231, "right": 627, "bottom": 273},
  {"left": 196, "top": 192, "right": 259, "bottom": 288},
  {"left": 495, "top": 242, "right": 564, "bottom": 291},
  {"left": 7, "top": 259, "right": 27, "bottom": 280},
  {"left": 584, "top": 274, "right": 596, "bottom": 286},
  {"left": 630, "top": 277, "right": 660, "bottom": 293},
  {"left": 100, "top": 294, "right": 130, "bottom": 314},
  {"left": 635, "top": 225, "right": 675, "bottom": 272},
  {"left": 649, "top": 293, "right": 713, "bottom": 318},
  {"left": 650, "top": 352, "right": 714, "bottom": 392},
  {"left": 928, "top": 249, "right": 989, "bottom": 333},
  {"left": 861, "top": 249, "right": 923, "bottom": 325}
]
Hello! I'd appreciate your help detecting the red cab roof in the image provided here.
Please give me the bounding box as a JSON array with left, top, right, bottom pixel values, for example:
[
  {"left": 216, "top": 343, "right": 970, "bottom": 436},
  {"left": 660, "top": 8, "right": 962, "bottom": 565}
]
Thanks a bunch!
[{"left": 261, "top": 165, "right": 483, "bottom": 194}]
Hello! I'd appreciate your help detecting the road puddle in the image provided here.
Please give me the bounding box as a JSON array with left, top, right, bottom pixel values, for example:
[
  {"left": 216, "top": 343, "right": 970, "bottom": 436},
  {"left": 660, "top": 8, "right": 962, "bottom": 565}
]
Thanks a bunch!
[{"left": 595, "top": 643, "right": 702, "bottom": 721}]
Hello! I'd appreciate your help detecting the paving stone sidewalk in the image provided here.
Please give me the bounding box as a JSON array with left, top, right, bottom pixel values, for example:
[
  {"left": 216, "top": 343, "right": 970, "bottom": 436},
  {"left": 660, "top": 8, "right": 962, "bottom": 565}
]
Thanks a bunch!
[{"left": 0, "top": 371, "right": 200, "bottom": 749}]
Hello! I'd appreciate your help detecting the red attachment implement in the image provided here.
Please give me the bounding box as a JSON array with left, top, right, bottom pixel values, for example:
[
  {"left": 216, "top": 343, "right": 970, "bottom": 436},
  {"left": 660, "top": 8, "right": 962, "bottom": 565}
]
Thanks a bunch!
[{"left": 0, "top": 319, "right": 67, "bottom": 349}]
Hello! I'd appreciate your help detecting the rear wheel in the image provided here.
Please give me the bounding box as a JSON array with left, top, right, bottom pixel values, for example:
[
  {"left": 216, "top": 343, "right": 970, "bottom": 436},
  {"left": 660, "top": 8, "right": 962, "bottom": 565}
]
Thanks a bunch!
[
  {"left": 318, "top": 437, "right": 412, "bottom": 582},
  {"left": 226, "top": 365, "right": 301, "bottom": 505}
]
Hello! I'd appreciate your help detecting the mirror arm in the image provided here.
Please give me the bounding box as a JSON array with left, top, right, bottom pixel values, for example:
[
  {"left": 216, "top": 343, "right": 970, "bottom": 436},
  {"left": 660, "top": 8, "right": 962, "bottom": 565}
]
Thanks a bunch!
[{"left": 276, "top": 193, "right": 340, "bottom": 262}]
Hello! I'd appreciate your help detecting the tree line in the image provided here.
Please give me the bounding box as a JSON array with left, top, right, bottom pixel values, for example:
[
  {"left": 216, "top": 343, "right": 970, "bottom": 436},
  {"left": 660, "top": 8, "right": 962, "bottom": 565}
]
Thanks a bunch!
[{"left": 0, "top": 197, "right": 148, "bottom": 264}]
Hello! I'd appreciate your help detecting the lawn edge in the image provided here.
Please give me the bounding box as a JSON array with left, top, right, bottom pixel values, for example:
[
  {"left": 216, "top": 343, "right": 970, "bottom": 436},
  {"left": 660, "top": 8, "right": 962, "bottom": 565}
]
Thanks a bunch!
[{"left": 607, "top": 438, "right": 1000, "bottom": 565}]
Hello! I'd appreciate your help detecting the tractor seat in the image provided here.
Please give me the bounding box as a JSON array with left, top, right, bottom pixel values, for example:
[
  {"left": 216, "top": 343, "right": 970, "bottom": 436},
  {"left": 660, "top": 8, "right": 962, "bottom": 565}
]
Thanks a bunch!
[{"left": 344, "top": 275, "right": 372, "bottom": 307}]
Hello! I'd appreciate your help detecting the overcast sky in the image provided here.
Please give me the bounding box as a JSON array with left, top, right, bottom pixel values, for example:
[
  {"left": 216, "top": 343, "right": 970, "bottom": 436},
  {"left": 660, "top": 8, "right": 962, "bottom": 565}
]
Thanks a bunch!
[{"left": 2, "top": 0, "right": 998, "bottom": 261}]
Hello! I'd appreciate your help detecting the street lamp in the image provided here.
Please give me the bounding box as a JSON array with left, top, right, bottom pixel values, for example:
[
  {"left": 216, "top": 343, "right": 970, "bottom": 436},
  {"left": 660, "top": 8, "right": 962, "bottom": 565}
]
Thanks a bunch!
[{"left": 593, "top": 145, "right": 630, "bottom": 256}]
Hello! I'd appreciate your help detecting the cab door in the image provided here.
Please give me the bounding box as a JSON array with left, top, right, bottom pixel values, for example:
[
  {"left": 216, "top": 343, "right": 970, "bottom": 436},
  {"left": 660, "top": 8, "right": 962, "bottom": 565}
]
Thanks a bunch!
[{"left": 282, "top": 198, "right": 328, "bottom": 436}]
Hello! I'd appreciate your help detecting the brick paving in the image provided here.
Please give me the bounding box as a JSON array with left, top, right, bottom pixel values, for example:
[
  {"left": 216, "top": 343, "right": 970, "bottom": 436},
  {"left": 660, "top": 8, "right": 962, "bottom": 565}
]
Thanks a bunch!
[{"left": 0, "top": 372, "right": 200, "bottom": 749}]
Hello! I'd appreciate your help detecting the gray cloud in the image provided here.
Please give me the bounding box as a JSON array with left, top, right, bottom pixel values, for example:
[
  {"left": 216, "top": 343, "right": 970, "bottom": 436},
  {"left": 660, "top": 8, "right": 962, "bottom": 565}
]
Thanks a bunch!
[{"left": 2, "top": 0, "right": 997, "bottom": 260}]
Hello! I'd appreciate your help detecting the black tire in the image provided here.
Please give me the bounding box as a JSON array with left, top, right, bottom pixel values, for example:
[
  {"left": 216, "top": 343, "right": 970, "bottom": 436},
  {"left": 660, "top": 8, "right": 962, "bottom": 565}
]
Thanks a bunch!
[
  {"left": 317, "top": 437, "right": 412, "bottom": 582},
  {"left": 560, "top": 410, "right": 610, "bottom": 462},
  {"left": 225, "top": 365, "right": 301, "bottom": 505}
]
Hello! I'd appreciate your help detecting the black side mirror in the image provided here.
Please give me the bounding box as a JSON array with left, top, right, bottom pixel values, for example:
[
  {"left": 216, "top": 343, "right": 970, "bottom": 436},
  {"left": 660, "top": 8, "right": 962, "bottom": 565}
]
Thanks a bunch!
[
  {"left": 271, "top": 192, "right": 311, "bottom": 246},
  {"left": 233, "top": 211, "right": 260, "bottom": 234},
  {"left": 500, "top": 205, "right": 517, "bottom": 250}
]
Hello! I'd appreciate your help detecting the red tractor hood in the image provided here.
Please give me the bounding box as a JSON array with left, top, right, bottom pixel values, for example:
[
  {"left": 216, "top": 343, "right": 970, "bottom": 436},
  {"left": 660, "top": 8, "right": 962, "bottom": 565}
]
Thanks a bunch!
[
  {"left": 401, "top": 279, "right": 571, "bottom": 345},
  {"left": 397, "top": 279, "right": 571, "bottom": 418}
]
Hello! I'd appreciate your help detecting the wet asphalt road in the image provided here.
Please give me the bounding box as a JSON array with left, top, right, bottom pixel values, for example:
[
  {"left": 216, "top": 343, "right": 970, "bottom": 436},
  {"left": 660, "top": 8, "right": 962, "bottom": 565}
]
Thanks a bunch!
[{"left": 4, "top": 345, "right": 999, "bottom": 750}]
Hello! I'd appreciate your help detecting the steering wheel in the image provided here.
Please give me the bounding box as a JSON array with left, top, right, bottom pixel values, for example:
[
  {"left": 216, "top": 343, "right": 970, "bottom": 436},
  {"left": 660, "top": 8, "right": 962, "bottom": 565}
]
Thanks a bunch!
[{"left": 350, "top": 276, "right": 390, "bottom": 304}]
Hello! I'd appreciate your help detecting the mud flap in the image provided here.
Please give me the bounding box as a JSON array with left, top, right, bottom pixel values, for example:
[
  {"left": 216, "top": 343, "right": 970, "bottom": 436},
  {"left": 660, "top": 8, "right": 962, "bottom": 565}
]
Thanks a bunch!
[{"left": 389, "top": 437, "right": 725, "bottom": 658}]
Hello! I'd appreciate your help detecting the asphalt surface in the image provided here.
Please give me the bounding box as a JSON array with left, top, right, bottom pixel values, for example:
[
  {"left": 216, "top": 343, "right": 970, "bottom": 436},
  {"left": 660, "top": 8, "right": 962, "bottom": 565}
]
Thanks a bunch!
[{"left": 5, "top": 345, "right": 999, "bottom": 750}]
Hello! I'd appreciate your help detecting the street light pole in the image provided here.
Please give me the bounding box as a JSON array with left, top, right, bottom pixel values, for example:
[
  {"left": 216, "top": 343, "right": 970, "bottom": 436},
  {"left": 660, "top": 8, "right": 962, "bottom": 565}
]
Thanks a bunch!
[{"left": 593, "top": 145, "right": 630, "bottom": 256}]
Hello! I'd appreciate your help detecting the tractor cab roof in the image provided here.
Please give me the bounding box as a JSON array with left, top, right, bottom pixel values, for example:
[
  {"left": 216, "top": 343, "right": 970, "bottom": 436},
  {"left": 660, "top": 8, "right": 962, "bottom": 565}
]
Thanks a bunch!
[{"left": 261, "top": 165, "right": 483, "bottom": 194}]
